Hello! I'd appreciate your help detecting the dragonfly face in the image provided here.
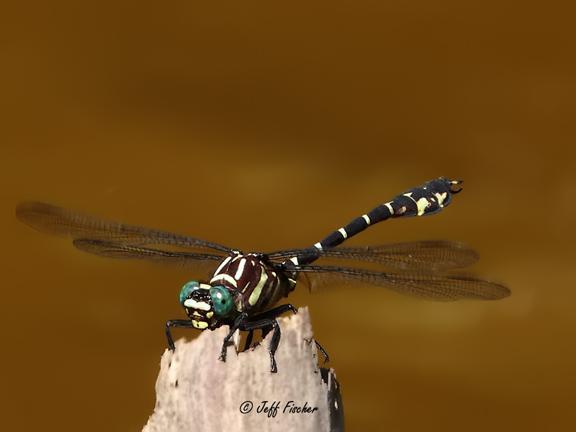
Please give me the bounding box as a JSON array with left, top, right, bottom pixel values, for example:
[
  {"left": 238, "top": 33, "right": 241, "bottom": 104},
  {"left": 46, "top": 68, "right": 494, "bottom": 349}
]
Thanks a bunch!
[{"left": 179, "top": 281, "right": 236, "bottom": 330}]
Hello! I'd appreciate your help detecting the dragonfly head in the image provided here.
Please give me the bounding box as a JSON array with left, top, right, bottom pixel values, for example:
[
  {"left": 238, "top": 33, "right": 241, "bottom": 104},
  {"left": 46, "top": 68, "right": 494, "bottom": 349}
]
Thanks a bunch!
[{"left": 179, "top": 281, "right": 235, "bottom": 329}]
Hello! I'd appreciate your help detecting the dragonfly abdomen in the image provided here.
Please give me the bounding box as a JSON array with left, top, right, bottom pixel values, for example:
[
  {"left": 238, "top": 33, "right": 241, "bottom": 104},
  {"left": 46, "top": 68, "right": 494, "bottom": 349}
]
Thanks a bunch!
[{"left": 298, "top": 177, "right": 463, "bottom": 265}]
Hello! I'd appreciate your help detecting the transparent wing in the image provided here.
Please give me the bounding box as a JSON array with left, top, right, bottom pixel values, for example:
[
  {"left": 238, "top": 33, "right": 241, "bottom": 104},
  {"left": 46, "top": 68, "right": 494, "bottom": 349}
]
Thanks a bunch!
[
  {"left": 291, "top": 264, "right": 510, "bottom": 301},
  {"left": 16, "top": 201, "right": 234, "bottom": 254},
  {"left": 266, "top": 240, "right": 479, "bottom": 272},
  {"left": 73, "top": 239, "right": 224, "bottom": 264}
]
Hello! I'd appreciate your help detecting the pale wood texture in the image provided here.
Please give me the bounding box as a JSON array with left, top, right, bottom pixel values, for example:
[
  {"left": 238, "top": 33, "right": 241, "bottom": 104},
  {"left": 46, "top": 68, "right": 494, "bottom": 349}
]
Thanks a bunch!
[{"left": 143, "top": 307, "right": 343, "bottom": 432}]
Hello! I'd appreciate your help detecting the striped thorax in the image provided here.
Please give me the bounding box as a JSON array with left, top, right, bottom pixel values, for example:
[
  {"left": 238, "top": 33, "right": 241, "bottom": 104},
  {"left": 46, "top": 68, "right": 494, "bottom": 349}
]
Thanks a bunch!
[{"left": 178, "top": 252, "right": 293, "bottom": 330}]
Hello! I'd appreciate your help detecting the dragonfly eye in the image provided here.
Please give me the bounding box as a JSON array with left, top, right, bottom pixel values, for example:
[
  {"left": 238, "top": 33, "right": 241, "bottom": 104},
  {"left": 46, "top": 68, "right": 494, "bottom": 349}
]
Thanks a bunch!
[
  {"left": 210, "top": 285, "right": 234, "bottom": 317},
  {"left": 179, "top": 280, "right": 199, "bottom": 306}
]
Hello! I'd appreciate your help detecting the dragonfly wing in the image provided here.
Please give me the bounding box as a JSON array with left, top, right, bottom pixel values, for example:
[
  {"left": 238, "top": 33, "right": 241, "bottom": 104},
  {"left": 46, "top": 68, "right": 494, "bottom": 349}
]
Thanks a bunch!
[
  {"left": 292, "top": 264, "right": 510, "bottom": 301},
  {"left": 321, "top": 241, "right": 479, "bottom": 271},
  {"left": 16, "top": 201, "right": 234, "bottom": 254},
  {"left": 266, "top": 240, "right": 479, "bottom": 272},
  {"left": 73, "top": 239, "right": 223, "bottom": 267}
]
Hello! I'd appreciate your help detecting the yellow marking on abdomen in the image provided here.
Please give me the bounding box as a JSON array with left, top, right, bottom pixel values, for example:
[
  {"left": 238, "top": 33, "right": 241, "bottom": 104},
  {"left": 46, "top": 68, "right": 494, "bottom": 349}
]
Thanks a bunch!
[
  {"left": 434, "top": 192, "right": 448, "bottom": 207},
  {"left": 416, "top": 197, "right": 430, "bottom": 216}
]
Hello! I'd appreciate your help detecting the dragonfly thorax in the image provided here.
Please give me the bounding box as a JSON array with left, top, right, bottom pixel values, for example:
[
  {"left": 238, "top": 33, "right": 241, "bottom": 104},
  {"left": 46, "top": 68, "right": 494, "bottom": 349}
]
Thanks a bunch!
[
  {"left": 209, "top": 252, "right": 289, "bottom": 313},
  {"left": 178, "top": 252, "right": 287, "bottom": 330}
]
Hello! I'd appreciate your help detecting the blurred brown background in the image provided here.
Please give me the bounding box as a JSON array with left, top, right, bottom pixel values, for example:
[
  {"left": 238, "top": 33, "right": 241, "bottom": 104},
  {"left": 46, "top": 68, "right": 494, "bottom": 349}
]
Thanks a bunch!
[{"left": 1, "top": 1, "right": 575, "bottom": 431}]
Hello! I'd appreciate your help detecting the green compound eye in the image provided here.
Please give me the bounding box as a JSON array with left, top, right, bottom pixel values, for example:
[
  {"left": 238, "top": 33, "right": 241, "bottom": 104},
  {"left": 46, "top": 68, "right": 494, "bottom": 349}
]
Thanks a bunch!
[
  {"left": 210, "top": 285, "right": 234, "bottom": 317},
  {"left": 179, "top": 280, "right": 199, "bottom": 306}
]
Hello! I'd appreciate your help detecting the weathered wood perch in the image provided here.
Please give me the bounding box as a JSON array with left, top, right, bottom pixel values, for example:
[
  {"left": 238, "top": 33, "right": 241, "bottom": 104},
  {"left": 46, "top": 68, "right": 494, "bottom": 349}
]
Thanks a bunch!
[{"left": 143, "top": 307, "right": 344, "bottom": 432}]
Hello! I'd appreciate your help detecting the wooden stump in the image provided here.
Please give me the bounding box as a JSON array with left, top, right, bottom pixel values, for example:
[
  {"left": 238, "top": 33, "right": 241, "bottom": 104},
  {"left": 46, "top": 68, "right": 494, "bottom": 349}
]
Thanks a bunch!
[{"left": 143, "top": 307, "right": 344, "bottom": 432}]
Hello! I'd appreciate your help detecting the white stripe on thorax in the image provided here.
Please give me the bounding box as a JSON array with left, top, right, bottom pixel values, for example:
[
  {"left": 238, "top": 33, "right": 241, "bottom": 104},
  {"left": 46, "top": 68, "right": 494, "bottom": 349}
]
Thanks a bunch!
[
  {"left": 248, "top": 271, "right": 269, "bottom": 306},
  {"left": 213, "top": 256, "right": 232, "bottom": 276},
  {"left": 234, "top": 258, "right": 247, "bottom": 279},
  {"left": 210, "top": 273, "right": 238, "bottom": 287}
]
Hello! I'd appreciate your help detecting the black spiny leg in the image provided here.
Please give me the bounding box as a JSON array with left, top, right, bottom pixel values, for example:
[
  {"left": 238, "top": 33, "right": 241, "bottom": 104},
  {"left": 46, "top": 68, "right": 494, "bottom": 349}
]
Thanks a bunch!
[
  {"left": 165, "top": 319, "right": 196, "bottom": 351},
  {"left": 219, "top": 313, "right": 248, "bottom": 363},
  {"left": 306, "top": 338, "right": 330, "bottom": 365},
  {"left": 242, "top": 318, "right": 282, "bottom": 373},
  {"left": 247, "top": 304, "right": 297, "bottom": 353},
  {"left": 254, "top": 304, "right": 329, "bottom": 366},
  {"left": 244, "top": 329, "right": 255, "bottom": 350}
]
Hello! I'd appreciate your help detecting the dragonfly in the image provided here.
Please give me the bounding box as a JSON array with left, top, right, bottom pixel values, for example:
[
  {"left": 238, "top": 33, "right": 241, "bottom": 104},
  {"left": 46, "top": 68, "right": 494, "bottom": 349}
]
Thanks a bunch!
[{"left": 16, "top": 177, "right": 509, "bottom": 372}]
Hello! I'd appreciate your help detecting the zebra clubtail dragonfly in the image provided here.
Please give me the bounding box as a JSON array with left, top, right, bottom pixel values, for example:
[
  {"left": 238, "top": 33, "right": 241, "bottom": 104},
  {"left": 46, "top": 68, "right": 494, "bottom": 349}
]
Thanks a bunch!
[{"left": 16, "top": 177, "right": 509, "bottom": 372}]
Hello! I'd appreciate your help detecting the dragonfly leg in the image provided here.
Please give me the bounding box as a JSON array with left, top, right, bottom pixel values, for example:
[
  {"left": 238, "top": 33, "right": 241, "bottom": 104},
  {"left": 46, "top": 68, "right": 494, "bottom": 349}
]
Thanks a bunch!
[
  {"left": 246, "top": 304, "right": 296, "bottom": 352},
  {"left": 314, "top": 339, "right": 330, "bottom": 364},
  {"left": 165, "top": 319, "right": 195, "bottom": 351},
  {"left": 241, "top": 318, "right": 281, "bottom": 373},
  {"left": 254, "top": 304, "right": 328, "bottom": 365},
  {"left": 219, "top": 312, "right": 248, "bottom": 363},
  {"left": 244, "top": 329, "right": 254, "bottom": 350}
]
